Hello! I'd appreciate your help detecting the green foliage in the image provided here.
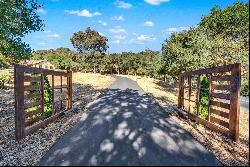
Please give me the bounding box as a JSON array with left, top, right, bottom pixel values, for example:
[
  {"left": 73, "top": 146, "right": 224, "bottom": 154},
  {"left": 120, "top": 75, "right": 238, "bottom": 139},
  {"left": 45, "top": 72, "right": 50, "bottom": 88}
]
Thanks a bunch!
[
  {"left": 28, "top": 74, "right": 52, "bottom": 118},
  {"left": 70, "top": 27, "right": 108, "bottom": 73},
  {"left": 0, "top": 70, "right": 11, "bottom": 88},
  {"left": 0, "top": 0, "right": 44, "bottom": 63},
  {"left": 70, "top": 27, "right": 108, "bottom": 54},
  {"left": 32, "top": 48, "right": 160, "bottom": 77},
  {"left": 194, "top": 75, "right": 209, "bottom": 120},
  {"left": 161, "top": 1, "right": 249, "bottom": 96},
  {"left": 200, "top": 2, "right": 249, "bottom": 41}
]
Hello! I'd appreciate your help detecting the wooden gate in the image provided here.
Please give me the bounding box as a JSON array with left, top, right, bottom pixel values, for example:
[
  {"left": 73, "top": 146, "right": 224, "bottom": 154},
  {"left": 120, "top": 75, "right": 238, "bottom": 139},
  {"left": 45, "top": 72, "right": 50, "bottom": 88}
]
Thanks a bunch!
[
  {"left": 14, "top": 64, "right": 73, "bottom": 141},
  {"left": 178, "top": 63, "right": 241, "bottom": 142}
]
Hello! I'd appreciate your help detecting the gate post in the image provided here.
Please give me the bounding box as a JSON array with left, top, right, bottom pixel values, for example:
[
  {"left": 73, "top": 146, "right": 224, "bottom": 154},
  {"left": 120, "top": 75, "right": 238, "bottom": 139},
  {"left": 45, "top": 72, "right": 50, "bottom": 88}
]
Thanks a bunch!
[
  {"left": 229, "top": 63, "right": 241, "bottom": 142},
  {"left": 66, "top": 70, "right": 73, "bottom": 110},
  {"left": 14, "top": 65, "right": 25, "bottom": 141},
  {"left": 178, "top": 75, "right": 184, "bottom": 109}
]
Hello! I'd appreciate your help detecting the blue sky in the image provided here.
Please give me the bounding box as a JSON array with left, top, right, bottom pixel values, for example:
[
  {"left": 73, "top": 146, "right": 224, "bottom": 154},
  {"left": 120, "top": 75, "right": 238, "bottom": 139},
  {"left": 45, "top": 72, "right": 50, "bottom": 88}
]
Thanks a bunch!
[{"left": 24, "top": 0, "right": 247, "bottom": 53}]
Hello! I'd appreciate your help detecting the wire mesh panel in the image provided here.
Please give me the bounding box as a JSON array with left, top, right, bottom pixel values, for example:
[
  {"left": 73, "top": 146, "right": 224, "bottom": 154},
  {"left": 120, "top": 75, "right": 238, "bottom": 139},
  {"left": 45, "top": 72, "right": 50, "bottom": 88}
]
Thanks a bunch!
[
  {"left": 14, "top": 64, "right": 72, "bottom": 141},
  {"left": 178, "top": 63, "right": 241, "bottom": 142}
]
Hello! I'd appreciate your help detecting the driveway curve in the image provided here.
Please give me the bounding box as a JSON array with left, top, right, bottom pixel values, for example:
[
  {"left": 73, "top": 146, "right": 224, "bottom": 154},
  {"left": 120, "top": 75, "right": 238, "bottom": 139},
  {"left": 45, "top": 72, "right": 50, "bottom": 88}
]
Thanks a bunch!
[{"left": 39, "top": 76, "right": 221, "bottom": 166}]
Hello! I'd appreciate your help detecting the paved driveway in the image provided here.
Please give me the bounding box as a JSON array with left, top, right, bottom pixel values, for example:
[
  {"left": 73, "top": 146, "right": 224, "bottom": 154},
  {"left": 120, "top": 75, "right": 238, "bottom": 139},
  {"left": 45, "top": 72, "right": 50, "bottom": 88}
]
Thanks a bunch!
[{"left": 39, "top": 76, "right": 221, "bottom": 166}]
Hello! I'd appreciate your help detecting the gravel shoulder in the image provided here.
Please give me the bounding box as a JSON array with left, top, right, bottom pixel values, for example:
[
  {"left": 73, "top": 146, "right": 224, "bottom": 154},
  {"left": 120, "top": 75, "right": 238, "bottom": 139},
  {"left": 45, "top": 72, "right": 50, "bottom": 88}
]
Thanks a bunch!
[
  {"left": 123, "top": 75, "right": 249, "bottom": 166},
  {"left": 0, "top": 72, "right": 115, "bottom": 166}
]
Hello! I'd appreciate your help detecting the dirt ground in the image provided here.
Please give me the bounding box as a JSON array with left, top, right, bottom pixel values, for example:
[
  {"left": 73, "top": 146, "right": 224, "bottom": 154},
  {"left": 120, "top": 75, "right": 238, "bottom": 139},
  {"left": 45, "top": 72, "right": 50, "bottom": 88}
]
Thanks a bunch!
[{"left": 123, "top": 75, "right": 249, "bottom": 166}]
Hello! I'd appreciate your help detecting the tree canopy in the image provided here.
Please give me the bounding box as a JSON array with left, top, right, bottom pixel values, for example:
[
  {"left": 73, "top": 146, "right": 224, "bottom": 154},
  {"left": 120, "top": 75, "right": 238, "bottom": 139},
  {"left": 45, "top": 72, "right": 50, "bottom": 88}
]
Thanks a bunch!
[
  {"left": 0, "top": 0, "right": 44, "bottom": 63},
  {"left": 70, "top": 27, "right": 108, "bottom": 54}
]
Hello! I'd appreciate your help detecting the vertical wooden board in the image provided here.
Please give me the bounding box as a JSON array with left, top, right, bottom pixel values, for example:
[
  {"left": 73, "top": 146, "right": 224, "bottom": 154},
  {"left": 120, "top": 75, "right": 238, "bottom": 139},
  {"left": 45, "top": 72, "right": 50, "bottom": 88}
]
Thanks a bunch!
[
  {"left": 41, "top": 74, "right": 45, "bottom": 121},
  {"left": 178, "top": 76, "right": 184, "bottom": 109},
  {"left": 60, "top": 76, "right": 63, "bottom": 111},
  {"left": 14, "top": 66, "right": 25, "bottom": 140},
  {"left": 69, "top": 71, "right": 73, "bottom": 109},
  {"left": 208, "top": 74, "right": 212, "bottom": 121},
  {"left": 196, "top": 75, "right": 200, "bottom": 116},
  {"left": 52, "top": 75, "right": 55, "bottom": 115},
  {"left": 229, "top": 63, "right": 241, "bottom": 142},
  {"left": 188, "top": 76, "right": 191, "bottom": 113}
]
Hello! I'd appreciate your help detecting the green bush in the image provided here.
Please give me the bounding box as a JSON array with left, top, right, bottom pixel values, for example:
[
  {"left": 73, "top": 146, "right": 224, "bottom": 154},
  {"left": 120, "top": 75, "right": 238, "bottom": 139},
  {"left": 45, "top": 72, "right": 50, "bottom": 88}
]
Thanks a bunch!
[
  {"left": 241, "top": 84, "right": 249, "bottom": 97},
  {"left": 28, "top": 74, "right": 53, "bottom": 119},
  {"left": 194, "top": 75, "right": 209, "bottom": 120},
  {"left": 0, "top": 70, "right": 11, "bottom": 88}
]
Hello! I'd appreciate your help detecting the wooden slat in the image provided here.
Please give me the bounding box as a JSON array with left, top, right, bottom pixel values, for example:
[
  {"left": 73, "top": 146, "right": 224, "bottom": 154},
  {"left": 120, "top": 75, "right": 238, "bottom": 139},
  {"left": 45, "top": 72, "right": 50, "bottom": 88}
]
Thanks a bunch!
[
  {"left": 54, "top": 85, "right": 68, "bottom": 89},
  {"left": 211, "top": 93, "right": 230, "bottom": 100},
  {"left": 24, "top": 100, "right": 42, "bottom": 109},
  {"left": 180, "top": 64, "right": 234, "bottom": 77},
  {"left": 24, "top": 93, "right": 42, "bottom": 100},
  {"left": 24, "top": 112, "right": 64, "bottom": 136},
  {"left": 188, "top": 113, "right": 229, "bottom": 135},
  {"left": 211, "top": 75, "right": 232, "bottom": 81},
  {"left": 210, "top": 108, "right": 229, "bottom": 119},
  {"left": 15, "top": 64, "right": 70, "bottom": 77},
  {"left": 25, "top": 107, "right": 43, "bottom": 118},
  {"left": 24, "top": 76, "right": 41, "bottom": 82},
  {"left": 24, "top": 85, "right": 41, "bottom": 91},
  {"left": 182, "top": 97, "right": 196, "bottom": 103},
  {"left": 25, "top": 116, "right": 43, "bottom": 127},
  {"left": 211, "top": 84, "right": 231, "bottom": 90},
  {"left": 210, "top": 100, "right": 230, "bottom": 110},
  {"left": 210, "top": 116, "right": 229, "bottom": 128}
]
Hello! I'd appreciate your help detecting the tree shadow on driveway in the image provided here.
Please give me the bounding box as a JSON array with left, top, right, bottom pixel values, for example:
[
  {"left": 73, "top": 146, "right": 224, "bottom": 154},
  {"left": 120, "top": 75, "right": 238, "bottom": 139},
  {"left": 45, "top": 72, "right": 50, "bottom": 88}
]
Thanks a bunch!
[{"left": 39, "top": 88, "right": 222, "bottom": 166}]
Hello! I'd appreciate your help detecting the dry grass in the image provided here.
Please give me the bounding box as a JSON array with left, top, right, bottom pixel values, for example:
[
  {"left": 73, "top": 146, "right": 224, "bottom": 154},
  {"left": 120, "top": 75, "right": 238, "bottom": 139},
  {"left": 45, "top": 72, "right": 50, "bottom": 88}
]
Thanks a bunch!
[
  {"left": 124, "top": 75, "right": 249, "bottom": 166},
  {"left": 73, "top": 72, "right": 115, "bottom": 90}
]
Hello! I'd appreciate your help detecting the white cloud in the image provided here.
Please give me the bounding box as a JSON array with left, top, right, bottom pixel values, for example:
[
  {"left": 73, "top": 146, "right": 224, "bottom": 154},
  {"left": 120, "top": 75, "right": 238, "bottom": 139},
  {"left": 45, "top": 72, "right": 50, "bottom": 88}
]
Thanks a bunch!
[
  {"left": 98, "top": 20, "right": 107, "bottom": 26},
  {"left": 166, "top": 27, "right": 178, "bottom": 32},
  {"left": 65, "top": 9, "right": 101, "bottom": 17},
  {"left": 165, "top": 27, "right": 189, "bottom": 33},
  {"left": 37, "top": 8, "right": 47, "bottom": 15},
  {"left": 144, "top": 21, "right": 154, "bottom": 27},
  {"left": 179, "top": 26, "right": 189, "bottom": 31},
  {"left": 111, "top": 15, "right": 124, "bottom": 21},
  {"left": 109, "top": 26, "right": 127, "bottom": 34},
  {"left": 48, "top": 33, "right": 60, "bottom": 38},
  {"left": 144, "top": 0, "right": 170, "bottom": 5},
  {"left": 114, "top": 35, "right": 126, "bottom": 40},
  {"left": 114, "top": 0, "right": 132, "bottom": 9},
  {"left": 129, "top": 34, "right": 156, "bottom": 44}
]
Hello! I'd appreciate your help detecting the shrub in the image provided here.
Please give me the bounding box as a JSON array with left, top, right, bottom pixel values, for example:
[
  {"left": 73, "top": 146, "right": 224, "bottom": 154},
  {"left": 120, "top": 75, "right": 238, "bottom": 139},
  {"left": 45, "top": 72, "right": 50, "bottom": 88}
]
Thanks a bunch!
[
  {"left": 194, "top": 75, "right": 209, "bottom": 120},
  {"left": 0, "top": 70, "right": 11, "bottom": 88},
  {"left": 28, "top": 74, "right": 53, "bottom": 119}
]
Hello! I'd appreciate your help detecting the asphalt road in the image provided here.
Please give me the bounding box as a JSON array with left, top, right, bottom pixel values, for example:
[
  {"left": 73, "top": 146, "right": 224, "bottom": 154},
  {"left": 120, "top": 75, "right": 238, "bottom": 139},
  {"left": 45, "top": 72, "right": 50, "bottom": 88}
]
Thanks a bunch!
[
  {"left": 240, "top": 96, "right": 249, "bottom": 112},
  {"left": 39, "top": 76, "right": 221, "bottom": 166}
]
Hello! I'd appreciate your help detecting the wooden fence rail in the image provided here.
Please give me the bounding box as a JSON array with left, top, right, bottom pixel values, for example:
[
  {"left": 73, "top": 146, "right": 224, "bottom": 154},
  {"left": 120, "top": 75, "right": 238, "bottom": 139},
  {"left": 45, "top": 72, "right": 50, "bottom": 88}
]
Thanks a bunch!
[
  {"left": 178, "top": 63, "right": 241, "bottom": 142},
  {"left": 14, "top": 64, "right": 72, "bottom": 141}
]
